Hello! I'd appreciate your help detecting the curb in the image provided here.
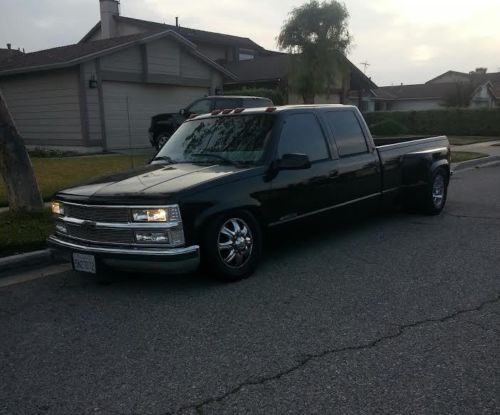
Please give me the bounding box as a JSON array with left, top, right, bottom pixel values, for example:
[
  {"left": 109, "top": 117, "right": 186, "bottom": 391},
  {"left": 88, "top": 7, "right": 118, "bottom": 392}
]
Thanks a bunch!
[
  {"left": 452, "top": 155, "right": 500, "bottom": 172},
  {"left": 0, "top": 249, "right": 62, "bottom": 277}
]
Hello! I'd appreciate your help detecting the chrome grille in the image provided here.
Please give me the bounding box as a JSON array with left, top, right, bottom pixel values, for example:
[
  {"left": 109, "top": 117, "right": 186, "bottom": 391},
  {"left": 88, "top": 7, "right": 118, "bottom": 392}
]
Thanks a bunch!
[
  {"left": 64, "top": 204, "right": 130, "bottom": 223},
  {"left": 65, "top": 223, "right": 135, "bottom": 245}
]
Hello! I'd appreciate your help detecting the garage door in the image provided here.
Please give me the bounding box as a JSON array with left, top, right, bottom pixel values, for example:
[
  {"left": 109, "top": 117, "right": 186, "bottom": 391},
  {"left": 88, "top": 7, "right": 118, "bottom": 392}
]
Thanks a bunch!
[{"left": 102, "top": 81, "right": 207, "bottom": 150}]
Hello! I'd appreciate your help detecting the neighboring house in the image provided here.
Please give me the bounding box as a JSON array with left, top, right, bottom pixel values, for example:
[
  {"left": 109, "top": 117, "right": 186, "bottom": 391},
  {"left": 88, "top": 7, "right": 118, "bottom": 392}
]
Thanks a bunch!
[
  {"left": 0, "top": 0, "right": 374, "bottom": 151},
  {"left": 363, "top": 68, "right": 500, "bottom": 112},
  {"left": 0, "top": 29, "right": 233, "bottom": 151}
]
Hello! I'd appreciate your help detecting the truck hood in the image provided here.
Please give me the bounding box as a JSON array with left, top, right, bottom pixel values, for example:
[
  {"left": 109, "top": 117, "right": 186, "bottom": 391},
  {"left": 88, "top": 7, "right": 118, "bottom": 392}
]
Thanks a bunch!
[{"left": 57, "top": 162, "right": 251, "bottom": 202}]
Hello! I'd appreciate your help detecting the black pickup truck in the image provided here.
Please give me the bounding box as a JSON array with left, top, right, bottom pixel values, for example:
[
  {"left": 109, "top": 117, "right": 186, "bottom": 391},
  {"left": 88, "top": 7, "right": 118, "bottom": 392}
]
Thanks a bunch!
[
  {"left": 49, "top": 105, "right": 450, "bottom": 282},
  {"left": 149, "top": 95, "right": 273, "bottom": 150}
]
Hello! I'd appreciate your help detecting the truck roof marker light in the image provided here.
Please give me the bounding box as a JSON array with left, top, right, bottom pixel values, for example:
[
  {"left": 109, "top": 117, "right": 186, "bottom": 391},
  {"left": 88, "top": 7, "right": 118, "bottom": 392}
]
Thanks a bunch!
[
  {"left": 233, "top": 108, "right": 245, "bottom": 113},
  {"left": 222, "top": 109, "right": 233, "bottom": 114},
  {"left": 265, "top": 107, "right": 277, "bottom": 112},
  {"left": 211, "top": 109, "right": 222, "bottom": 115}
]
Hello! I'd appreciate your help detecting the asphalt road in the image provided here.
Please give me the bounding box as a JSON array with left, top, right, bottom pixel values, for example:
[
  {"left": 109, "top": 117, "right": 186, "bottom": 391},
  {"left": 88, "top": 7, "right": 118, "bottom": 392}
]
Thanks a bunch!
[{"left": 1, "top": 164, "right": 499, "bottom": 415}]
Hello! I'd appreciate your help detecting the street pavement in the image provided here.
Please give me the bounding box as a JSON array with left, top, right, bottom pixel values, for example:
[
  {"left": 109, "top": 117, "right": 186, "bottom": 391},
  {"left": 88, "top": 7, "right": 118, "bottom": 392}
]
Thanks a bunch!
[{"left": 1, "top": 164, "right": 499, "bottom": 415}]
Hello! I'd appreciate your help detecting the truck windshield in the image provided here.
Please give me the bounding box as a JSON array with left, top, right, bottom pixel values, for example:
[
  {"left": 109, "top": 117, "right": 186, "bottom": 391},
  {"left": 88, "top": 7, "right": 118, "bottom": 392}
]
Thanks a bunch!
[{"left": 155, "top": 114, "right": 275, "bottom": 165}]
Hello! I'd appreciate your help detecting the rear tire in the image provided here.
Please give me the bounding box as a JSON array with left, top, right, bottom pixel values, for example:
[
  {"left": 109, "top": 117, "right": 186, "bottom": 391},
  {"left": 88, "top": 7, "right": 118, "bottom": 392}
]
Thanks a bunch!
[
  {"left": 419, "top": 168, "right": 449, "bottom": 215},
  {"left": 201, "top": 210, "right": 262, "bottom": 282}
]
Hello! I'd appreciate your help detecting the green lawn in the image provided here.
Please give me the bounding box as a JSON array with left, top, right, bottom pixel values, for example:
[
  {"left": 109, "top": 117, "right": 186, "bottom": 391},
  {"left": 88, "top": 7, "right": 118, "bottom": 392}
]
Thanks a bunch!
[
  {"left": 0, "top": 209, "right": 54, "bottom": 257},
  {"left": 451, "top": 151, "right": 488, "bottom": 163},
  {"left": 448, "top": 136, "right": 500, "bottom": 146},
  {"left": 0, "top": 154, "right": 150, "bottom": 207}
]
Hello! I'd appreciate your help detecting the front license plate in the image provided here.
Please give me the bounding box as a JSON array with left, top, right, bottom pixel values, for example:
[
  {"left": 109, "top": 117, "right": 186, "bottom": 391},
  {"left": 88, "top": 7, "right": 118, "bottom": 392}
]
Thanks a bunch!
[{"left": 73, "top": 253, "right": 96, "bottom": 274}]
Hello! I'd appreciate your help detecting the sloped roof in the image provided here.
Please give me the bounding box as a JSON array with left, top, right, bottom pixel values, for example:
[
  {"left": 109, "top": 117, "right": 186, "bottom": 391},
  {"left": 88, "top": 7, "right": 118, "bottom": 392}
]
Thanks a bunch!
[
  {"left": 0, "top": 48, "right": 23, "bottom": 65},
  {"left": 426, "top": 70, "right": 469, "bottom": 83},
  {"left": 224, "top": 53, "right": 377, "bottom": 90},
  {"left": 224, "top": 54, "right": 289, "bottom": 83},
  {"left": 488, "top": 81, "right": 500, "bottom": 99},
  {"left": 81, "top": 16, "right": 263, "bottom": 51},
  {"left": 0, "top": 30, "right": 236, "bottom": 79},
  {"left": 374, "top": 82, "right": 459, "bottom": 100}
]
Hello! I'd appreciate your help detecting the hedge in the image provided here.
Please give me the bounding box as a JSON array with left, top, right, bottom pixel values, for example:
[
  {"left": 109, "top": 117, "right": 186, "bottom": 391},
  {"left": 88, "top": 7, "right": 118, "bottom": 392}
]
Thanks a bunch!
[{"left": 363, "top": 108, "right": 500, "bottom": 136}]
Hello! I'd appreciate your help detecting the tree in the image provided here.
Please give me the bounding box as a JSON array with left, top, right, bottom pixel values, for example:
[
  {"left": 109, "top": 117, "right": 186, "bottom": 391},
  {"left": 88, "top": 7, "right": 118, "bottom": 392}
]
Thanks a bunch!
[
  {"left": 0, "top": 90, "right": 43, "bottom": 212},
  {"left": 277, "top": 0, "right": 352, "bottom": 103},
  {"left": 443, "top": 81, "right": 475, "bottom": 108}
]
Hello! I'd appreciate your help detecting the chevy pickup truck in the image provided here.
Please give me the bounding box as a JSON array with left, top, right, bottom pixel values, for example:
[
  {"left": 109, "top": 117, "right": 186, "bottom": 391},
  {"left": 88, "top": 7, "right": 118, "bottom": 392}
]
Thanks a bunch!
[{"left": 49, "top": 105, "right": 451, "bottom": 282}]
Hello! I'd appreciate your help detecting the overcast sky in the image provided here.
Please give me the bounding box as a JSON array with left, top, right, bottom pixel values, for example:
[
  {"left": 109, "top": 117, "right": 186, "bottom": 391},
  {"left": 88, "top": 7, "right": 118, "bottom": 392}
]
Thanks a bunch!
[{"left": 1, "top": 0, "right": 499, "bottom": 85}]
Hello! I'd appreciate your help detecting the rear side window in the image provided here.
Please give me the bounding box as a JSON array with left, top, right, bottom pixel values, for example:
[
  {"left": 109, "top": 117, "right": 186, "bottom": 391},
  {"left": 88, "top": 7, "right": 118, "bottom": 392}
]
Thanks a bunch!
[
  {"left": 278, "top": 113, "right": 329, "bottom": 162},
  {"left": 325, "top": 111, "right": 368, "bottom": 157},
  {"left": 214, "top": 98, "right": 240, "bottom": 109},
  {"left": 243, "top": 98, "right": 273, "bottom": 108}
]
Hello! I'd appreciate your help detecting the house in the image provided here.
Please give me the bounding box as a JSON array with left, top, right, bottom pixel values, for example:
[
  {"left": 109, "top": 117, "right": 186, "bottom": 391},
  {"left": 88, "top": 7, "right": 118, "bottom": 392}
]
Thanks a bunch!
[
  {"left": 0, "top": 1, "right": 233, "bottom": 152},
  {"left": 224, "top": 52, "right": 377, "bottom": 105},
  {"left": 0, "top": 0, "right": 374, "bottom": 151},
  {"left": 363, "top": 68, "right": 500, "bottom": 112},
  {"left": 82, "top": 1, "right": 375, "bottom": 106}
]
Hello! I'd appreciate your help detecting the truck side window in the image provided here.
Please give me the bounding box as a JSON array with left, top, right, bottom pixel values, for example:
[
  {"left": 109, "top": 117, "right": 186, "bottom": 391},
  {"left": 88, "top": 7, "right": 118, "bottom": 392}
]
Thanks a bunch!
[
  {"left": 278, "top": 113, "right": 329, "bottom": 162},
  {"left": 189, "top": 99, "right": 212, "bottom": 115},
  {"left": 325, "top": 111, "right": 368, "bottom": 157}
]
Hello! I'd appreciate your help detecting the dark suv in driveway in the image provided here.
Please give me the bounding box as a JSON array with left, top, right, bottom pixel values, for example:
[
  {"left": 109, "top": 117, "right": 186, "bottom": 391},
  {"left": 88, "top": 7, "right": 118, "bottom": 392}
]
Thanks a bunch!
[{"left": 148, "top": 96, "right": 273, "bottom": 150}]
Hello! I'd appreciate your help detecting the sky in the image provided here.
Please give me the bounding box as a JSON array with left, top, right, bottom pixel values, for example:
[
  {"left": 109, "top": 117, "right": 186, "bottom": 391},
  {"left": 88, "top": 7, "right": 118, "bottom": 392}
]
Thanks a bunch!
[{"left": 1, "top": 0, "right": 499, "bottom": 86}]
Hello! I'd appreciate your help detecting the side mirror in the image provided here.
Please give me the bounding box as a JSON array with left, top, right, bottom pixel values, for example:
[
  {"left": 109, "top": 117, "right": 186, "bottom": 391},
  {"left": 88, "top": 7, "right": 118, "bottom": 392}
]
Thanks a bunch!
[
  {"left": 276, "top": 153, "right": 311, "bottom": 170},
  {"left": 179, "top": 108, "right": 187, "bottom": 116}
]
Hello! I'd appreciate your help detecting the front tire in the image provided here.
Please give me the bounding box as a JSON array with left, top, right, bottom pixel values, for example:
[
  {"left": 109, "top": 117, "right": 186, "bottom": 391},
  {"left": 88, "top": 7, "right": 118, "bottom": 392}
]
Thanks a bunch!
[
  {"left": 201, "top": 211, "right": 262, "bottom": 282},
  {"left": 155, "top": 133, "right": 171, "bottom": 150}
]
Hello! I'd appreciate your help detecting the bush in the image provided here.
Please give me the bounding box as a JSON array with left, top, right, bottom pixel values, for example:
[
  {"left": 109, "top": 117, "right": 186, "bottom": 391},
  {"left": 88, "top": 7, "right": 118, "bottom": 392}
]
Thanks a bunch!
[
  {"left": 369, "top": 119, "right": 408, "bottom": 136},
  {"left": 224, "top": 87, "right": 286, "bottom": 105},
  {"left": 363, "top": 108, "right": 500, "bottom": 136}
]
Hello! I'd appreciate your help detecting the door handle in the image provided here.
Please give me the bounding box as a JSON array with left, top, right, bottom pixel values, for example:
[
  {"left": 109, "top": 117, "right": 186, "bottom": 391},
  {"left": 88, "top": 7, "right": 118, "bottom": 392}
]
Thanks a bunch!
[{"left": 329, "top": 170, "right": 339, "bottom": 178}]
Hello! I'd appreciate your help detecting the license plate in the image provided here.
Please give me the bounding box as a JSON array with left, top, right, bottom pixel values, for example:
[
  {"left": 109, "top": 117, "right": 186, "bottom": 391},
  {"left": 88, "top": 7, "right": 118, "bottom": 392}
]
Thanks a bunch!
[{"left": 73, "top": 253, "right": 96, "bottom": 274}]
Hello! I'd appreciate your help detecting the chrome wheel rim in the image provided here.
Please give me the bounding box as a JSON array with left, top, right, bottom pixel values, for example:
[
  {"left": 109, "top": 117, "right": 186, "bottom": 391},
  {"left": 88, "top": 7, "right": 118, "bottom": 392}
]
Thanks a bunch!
[
  {"left": 157, "top": 134, "right": 169, "bottom": 149},
  {"left": 218, "top": 218, "right": 253, "bottom": 268},
  {"left": 432, "top": 174, "right": 445, "bottom": 208}
]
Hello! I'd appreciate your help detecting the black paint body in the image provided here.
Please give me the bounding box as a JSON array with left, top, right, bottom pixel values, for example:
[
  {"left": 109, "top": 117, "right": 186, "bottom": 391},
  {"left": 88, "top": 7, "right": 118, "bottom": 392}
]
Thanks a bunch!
[{"left": 57, "top": 105, "right": 451, "bottom": 247}]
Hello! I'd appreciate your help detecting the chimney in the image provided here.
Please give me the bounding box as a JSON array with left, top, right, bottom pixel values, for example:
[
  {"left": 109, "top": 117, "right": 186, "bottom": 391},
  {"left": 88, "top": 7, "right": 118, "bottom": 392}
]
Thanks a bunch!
[
  {"left": 175, "top": 17, "right": 179, "bottom": 27},
  {"left": 100, "top": 0, "right": 120, "bottom": 39},
  {"left": 6, "top": 43, "right": 11, "bottom": 50}
]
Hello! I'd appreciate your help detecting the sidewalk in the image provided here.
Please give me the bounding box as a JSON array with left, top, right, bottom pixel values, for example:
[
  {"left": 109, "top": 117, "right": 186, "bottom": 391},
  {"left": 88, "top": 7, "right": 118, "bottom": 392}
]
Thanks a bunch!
[{"left": 451, "top": 140, "right": 500, "bottom": 157}]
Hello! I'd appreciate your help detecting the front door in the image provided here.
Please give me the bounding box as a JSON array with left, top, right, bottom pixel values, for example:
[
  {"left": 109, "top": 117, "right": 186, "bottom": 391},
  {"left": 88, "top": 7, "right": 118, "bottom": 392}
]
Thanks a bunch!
[{"left": 268, "top": 112, "right": 338, "bottom": 224}]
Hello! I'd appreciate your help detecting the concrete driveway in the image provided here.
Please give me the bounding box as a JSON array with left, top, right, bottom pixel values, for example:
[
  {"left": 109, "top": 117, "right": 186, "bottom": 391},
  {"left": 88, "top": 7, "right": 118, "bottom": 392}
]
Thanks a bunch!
[{"left": 1, "top": 164, "right": 499, "bottom": 414}]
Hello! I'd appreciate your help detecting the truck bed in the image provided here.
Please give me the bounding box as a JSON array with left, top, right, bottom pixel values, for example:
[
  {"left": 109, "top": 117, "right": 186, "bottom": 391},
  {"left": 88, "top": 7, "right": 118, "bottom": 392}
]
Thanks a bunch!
[{"left": 374, "top": 135, "right": 450, "bottom": 193}]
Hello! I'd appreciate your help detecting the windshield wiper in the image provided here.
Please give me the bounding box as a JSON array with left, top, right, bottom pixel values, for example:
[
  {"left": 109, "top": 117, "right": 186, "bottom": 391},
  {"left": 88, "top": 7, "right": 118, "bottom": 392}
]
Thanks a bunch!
[
  {"left": 152, "top": 155, "right": 175, "bottom": 164},
  {"left": 191, "top": 153, "right": 243, "bottom": 167}
]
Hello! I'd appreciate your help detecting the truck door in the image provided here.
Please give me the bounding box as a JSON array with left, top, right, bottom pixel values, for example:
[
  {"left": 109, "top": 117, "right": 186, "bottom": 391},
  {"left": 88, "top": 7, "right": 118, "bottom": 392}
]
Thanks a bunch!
[
  {"left": 322, "top": 110, "right": 381, "bottom": 207},
  {"left": 268, "top": 112, "right": 338, "bottom": 224}
]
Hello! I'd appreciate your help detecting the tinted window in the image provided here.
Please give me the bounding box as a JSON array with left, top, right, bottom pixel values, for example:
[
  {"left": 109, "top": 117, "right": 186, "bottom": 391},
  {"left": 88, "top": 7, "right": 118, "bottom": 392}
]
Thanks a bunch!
[
  {"left": 214, "top": 98, "right": 240, "bottom": 110},
  {"left": 157, "top": 114, "right": 275, "bottom": 165},
  {"left": 243, "top": 98, "right": 273, "bottom": 108},
  {"left": 189, "top": 99, "right": 212, "bottom": 114},
  {"left": 278, "top": 113, "right": 329, "bottom": 162},
  {"left": 325, "top": 111, "right": 368, "bottom": 156}
]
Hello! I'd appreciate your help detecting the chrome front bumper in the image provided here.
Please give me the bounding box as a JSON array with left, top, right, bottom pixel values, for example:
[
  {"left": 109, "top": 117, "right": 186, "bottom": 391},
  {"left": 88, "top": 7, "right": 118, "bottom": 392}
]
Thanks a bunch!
[{"left": 48, "top": 235, "right": 200, "bottom": 274}]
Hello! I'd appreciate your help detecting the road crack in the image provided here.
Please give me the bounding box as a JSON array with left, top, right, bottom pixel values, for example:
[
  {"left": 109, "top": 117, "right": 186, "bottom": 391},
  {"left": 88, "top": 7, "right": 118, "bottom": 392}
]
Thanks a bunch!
[{"left": 170, "top": 294, "right": 500, "bottom": 414}]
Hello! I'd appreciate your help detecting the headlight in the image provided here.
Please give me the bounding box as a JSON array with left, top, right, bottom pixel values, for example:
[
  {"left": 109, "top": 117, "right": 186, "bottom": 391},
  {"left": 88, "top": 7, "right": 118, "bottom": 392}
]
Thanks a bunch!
[
  {"left": 51, "top": 201, "right": 65, "bottom": 216},
  {"left": 131, "top": 206, "right": 181, "bottom": 223}
]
